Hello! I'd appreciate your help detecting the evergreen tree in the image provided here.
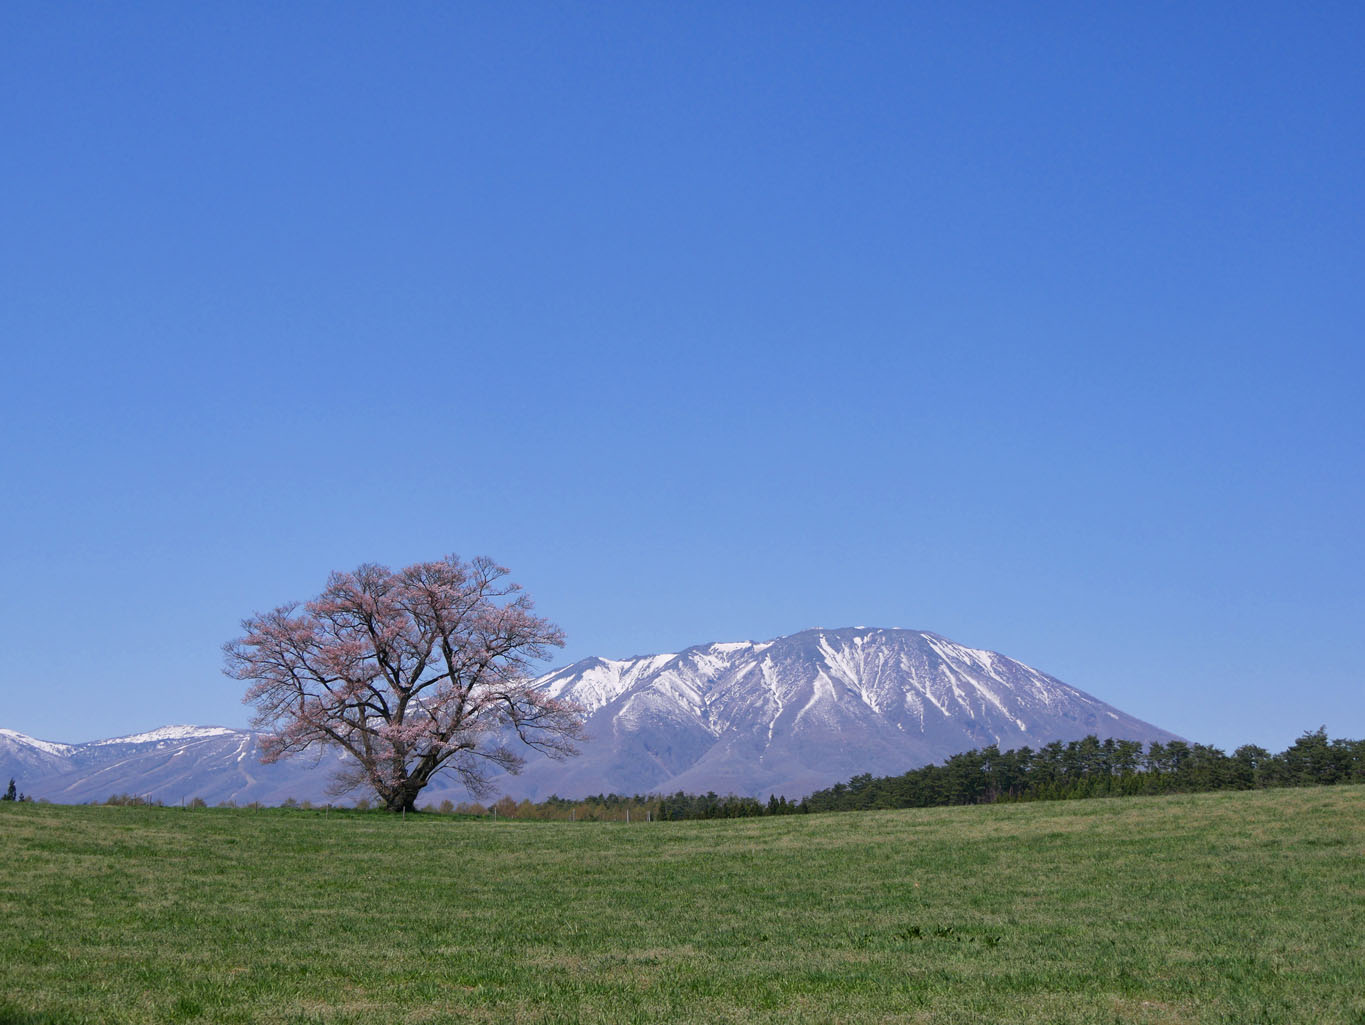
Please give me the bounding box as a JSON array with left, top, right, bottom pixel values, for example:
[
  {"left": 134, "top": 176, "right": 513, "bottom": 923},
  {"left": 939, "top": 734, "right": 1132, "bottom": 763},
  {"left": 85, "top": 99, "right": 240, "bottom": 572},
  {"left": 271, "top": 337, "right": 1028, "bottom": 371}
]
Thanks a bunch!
[{"left": 2, "top": 778, "right": 15, "bottom": 801}]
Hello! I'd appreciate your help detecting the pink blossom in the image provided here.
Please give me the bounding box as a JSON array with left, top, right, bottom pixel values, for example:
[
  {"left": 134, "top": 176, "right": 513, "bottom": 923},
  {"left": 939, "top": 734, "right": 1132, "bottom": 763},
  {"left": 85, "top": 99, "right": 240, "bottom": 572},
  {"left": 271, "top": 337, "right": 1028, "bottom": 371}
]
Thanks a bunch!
[{"left": 224, "top": 555, "right": 582, "bottom": 812}]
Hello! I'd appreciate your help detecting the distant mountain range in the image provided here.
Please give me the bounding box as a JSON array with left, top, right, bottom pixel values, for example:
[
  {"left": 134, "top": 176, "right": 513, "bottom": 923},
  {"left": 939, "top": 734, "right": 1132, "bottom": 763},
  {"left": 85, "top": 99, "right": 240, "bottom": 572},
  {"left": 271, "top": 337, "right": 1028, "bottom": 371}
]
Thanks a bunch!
[
  {"left": 0, "top": 726, "right": 353, "bottom": 807},
  {"left": 1, "top": 627, "right": 1178, "bottom": 805}
]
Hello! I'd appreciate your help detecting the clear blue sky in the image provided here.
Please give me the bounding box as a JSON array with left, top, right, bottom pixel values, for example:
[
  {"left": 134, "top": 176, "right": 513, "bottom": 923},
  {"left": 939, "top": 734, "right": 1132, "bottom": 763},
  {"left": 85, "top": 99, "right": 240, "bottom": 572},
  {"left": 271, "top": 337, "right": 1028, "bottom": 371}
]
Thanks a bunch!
[{"left": 3, "top": 3, "right": 1361, "bottom": 754}]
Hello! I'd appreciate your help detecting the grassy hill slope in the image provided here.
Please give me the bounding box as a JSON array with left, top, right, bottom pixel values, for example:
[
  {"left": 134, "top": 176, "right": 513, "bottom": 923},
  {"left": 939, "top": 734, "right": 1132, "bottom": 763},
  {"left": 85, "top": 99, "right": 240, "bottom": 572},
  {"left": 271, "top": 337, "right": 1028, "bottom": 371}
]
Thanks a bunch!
[{"left": 1, "top": 786, "right": 1362, "bottom": 1024}]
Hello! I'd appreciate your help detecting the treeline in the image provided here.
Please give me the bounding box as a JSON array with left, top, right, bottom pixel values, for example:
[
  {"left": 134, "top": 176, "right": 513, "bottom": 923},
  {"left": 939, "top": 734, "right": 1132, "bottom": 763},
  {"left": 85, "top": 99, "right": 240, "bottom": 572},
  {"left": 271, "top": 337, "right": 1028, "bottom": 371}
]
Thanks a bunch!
[
  {"left": 429, "top": 793, "right": 662, "bottom": 822},
  {"left": 418, "top": 791, "right": 799, "bottom": 821},
  {"left": 465, "top": 728, "right": 1364, "bottom": 821},
  {"left": 802, "top": 728, "right": 1364, "bottom": 813}
]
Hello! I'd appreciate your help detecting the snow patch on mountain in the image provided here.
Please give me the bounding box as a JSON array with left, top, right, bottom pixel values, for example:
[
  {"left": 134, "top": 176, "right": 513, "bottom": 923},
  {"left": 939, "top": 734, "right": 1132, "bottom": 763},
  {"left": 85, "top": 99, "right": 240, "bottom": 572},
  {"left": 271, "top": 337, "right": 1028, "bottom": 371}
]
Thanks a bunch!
[
  {"left": 90, "top": 725, "right": 239, "bottom": 746},
  {"left": 0, "top": 728, "right": 75, "bottom": 757}
]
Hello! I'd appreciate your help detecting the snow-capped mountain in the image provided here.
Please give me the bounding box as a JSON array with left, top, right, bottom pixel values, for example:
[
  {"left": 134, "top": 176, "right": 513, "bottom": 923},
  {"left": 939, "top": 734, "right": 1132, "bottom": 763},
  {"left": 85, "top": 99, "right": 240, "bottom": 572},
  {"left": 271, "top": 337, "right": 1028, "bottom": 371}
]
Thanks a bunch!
[
  {"left": 504, "top": 626, "right": 1179, "bottom": 799},
  {"left": 1, "top": 627, "right": 1179, "bottom": 805},
  {"left": 0, "top": 728, "right": 75, "bottom": 781},
  {"left": 0, "top": 726, "right": 354, "bottom": 806}
]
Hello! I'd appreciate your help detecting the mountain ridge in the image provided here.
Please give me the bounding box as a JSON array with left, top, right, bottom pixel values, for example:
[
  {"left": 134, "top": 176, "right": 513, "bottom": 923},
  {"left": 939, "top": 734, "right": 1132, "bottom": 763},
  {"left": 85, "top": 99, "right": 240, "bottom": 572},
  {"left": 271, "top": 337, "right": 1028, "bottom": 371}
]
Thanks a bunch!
[{"left": 2, "top": 627, "right": 1179, "bottom": 804}]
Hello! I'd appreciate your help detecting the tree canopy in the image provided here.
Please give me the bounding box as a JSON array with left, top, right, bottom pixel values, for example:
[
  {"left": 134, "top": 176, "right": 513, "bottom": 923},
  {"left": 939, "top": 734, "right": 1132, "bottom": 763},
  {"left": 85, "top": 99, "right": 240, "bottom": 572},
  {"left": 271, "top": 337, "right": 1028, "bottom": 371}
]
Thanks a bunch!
[{"left": 225, "top": 555, "right": 582, "bottom": 812}]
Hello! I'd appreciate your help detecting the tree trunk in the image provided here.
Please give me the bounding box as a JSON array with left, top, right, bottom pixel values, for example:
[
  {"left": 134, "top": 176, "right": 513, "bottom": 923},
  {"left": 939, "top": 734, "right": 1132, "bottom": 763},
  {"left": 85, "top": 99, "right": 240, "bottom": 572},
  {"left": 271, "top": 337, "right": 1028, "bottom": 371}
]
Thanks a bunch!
[{"left": 383, "top": 782, "right": 420, "bottom": 814}]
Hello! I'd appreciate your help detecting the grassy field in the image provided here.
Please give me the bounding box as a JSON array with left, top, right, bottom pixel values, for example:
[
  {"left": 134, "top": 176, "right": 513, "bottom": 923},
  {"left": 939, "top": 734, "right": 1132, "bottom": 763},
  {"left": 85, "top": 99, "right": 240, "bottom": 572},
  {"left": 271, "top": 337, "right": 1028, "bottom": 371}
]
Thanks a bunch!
[{"left": 1, "top": 786, "right": 1362, "bottom": 1024}]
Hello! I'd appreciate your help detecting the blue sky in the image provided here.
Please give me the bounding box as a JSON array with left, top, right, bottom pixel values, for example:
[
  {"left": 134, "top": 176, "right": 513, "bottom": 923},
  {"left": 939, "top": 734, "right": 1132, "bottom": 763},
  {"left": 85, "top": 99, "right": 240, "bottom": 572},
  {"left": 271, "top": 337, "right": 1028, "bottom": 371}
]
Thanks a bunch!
[{"left": 3, "top": 3, "right": 1361, "bottom": 754}]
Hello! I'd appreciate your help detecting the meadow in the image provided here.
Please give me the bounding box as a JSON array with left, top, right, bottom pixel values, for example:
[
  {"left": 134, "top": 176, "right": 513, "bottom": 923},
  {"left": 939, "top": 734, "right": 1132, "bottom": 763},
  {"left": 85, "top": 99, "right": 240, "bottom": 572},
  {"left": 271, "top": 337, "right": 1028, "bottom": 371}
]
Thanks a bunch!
[{"left": 1, "top": 786, "right": 1361, "bottom": 1024}]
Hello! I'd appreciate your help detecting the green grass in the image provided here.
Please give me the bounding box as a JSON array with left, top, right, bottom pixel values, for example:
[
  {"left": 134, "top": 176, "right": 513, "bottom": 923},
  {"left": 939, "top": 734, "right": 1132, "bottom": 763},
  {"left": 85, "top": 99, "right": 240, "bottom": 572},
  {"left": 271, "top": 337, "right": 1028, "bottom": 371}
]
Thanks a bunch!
[{"left": 2, "top": 787, "right": 1362, "bottom": 1024}]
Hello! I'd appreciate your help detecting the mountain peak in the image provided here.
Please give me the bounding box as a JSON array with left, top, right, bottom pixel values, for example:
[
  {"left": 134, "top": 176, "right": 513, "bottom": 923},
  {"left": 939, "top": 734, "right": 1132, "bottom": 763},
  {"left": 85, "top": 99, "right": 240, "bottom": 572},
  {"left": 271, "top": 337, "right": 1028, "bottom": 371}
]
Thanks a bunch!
[{"left": 517, "top": 626, "right": 1176, "bottom": 799}]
